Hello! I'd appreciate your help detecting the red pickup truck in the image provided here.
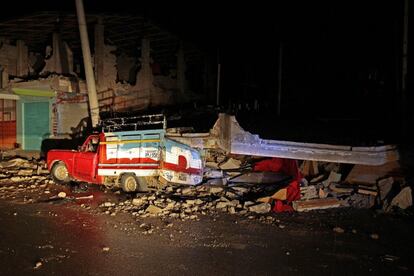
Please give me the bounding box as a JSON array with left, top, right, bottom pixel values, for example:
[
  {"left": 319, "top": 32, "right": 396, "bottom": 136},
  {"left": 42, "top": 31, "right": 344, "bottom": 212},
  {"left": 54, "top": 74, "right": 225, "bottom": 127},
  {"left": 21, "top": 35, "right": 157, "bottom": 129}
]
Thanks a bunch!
[{"left": 47, "top": 115, "right": 203, "bottom": 192}]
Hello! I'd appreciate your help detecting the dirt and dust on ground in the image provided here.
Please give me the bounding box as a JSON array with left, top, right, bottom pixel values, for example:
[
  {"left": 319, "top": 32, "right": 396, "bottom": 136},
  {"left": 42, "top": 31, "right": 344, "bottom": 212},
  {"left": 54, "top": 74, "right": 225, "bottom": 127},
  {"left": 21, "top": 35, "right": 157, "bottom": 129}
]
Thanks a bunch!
[{"left": 0, "top": 155, "right": 413, "bottom": 275}]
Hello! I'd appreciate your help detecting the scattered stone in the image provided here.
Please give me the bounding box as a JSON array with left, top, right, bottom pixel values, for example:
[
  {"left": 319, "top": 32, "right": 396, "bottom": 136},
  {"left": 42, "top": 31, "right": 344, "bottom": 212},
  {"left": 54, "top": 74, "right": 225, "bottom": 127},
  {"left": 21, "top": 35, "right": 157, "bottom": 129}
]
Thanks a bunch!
[
  {"left": 249, "top": 203, "right": 271, "bottom": 214},
  {"left": 219, "top": 158, "right": 242, "bottom": 170},
  {"left": 57, "top": 192, "right": 67, "bottom": 198},
  {"left": 132, "top": 198, "right": 145, "bottom": 206},
  {"left": 293, "top": 198, "right": 341, "bottom": 212},
  {"left": 208, "top": 186, "right": 224, "bottom": 194},
  {"left": 17, "top": 169, "right": 33, "bottom": 176},
  {"left": 146, "top": 205, "right": 162, "bottom": 214},
  {"left": 204, "top": 169, "right": 223, "bottom": 179},
  {"left": 377, "top": 177, "right": 394, "bottom": 201},
  {"left": 386, "top": 186, "right": 412, "bottom": 211},
  {"left": 370, "top": 233, "right": 380, "bottom": 240},
  {"left": 333, "top": 227, "right": 344, "bottom": 233},
  {"left": 34, "top": 261, "right": 42, "bottom": 269},
  {"left": 102, "top": 247, "right": 110, "bottom": 252}
]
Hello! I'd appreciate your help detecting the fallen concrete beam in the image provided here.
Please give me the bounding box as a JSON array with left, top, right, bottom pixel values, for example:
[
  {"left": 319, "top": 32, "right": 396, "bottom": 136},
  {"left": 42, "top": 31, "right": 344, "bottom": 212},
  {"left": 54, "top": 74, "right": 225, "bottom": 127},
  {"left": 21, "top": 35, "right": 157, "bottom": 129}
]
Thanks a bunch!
[
  {"left": 293, "top": 198, "right": 341, "bottom": 212},
  {"left": 211, "top": 114, "right": 399, "bottom": 166}
]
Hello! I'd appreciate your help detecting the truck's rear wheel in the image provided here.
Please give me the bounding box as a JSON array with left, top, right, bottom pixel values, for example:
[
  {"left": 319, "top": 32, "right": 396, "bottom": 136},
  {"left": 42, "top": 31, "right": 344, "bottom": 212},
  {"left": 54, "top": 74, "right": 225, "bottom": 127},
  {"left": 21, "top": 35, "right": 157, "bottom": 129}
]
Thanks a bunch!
[
  {"left": 120, "top": 174, "right": 139, "bottom": 192},
  {"left": 51, "top": 162, "right": 71, "bottom": 184},
  {"left": 120, "top": 174, "right": 150, "bottom": 192}
]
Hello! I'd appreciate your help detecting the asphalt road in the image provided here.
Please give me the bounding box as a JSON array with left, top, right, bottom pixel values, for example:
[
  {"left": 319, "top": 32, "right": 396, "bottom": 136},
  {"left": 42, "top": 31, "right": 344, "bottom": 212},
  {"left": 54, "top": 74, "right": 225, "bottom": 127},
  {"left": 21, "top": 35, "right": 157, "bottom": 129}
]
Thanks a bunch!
[{"left": 0, "top": 186, "right": 413, "bottom": 276}]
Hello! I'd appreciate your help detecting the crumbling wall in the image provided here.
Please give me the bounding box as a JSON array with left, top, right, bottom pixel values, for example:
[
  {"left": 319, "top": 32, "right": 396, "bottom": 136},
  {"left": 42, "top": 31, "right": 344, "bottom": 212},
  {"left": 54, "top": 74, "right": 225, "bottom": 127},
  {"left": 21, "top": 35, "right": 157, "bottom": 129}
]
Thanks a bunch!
[
  {"left": 116, "top": 53, "right": 136, "bottom": 83},
  {"left": 41, "top": 33, "right": 73, "bottom": 75}
]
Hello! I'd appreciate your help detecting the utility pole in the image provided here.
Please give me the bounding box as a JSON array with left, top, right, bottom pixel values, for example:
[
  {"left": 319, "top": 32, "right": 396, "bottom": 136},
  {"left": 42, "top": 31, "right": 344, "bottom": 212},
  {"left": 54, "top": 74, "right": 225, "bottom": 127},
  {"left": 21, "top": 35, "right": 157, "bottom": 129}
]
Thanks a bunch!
[{"left": 75, "top": 0, "right": 100, "bottom": 127}]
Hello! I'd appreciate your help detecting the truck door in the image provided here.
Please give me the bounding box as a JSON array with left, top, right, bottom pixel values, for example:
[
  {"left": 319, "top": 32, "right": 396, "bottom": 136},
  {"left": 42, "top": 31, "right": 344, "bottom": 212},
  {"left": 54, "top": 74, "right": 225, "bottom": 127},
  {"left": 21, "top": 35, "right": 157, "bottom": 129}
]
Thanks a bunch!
[{"left": 73, "top": 135, "right": 99, "bottom": 182}]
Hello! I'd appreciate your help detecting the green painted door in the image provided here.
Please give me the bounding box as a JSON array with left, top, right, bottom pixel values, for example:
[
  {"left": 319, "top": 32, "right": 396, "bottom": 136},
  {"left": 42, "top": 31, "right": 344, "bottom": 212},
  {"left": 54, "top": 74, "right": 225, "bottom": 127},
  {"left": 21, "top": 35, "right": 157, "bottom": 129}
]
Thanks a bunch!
[{"left": 23, "top": 102, "right": 49, "bottom": 150}]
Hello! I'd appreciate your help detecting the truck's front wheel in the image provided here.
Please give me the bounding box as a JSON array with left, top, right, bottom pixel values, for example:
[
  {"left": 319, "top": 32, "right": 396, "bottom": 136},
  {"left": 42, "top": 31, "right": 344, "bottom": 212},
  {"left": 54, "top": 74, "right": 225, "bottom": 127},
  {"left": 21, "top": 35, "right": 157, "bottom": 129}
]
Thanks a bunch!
[{"left": 51, "top": 162, "right": 71, "bottom": 184}]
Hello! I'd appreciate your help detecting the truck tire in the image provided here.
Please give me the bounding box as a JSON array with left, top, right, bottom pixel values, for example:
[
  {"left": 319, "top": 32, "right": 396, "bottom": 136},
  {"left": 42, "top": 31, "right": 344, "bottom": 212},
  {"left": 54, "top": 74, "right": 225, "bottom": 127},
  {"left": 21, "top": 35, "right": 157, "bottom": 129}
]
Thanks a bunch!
[
  {"left": 51, "top": 162, "right": 71, "bottom": 184},
  {"left": 120, "top": 174, "right": 139, "bottom": 192}
]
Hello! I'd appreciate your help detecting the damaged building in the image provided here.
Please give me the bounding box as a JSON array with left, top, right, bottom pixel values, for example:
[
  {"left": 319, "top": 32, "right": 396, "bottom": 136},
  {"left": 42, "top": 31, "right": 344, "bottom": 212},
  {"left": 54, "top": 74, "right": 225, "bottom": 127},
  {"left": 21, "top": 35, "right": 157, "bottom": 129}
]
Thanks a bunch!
[{"left": 0, "top": 12, "right": 213, "bottom": 151}]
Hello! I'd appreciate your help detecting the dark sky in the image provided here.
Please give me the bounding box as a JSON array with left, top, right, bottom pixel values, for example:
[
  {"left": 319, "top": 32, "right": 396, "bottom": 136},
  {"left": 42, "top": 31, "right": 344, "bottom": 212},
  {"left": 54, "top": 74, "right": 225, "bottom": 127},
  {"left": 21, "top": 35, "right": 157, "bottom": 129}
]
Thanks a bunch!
[{"left": 1, "top": 1, "right": 411, "bottom": 129}]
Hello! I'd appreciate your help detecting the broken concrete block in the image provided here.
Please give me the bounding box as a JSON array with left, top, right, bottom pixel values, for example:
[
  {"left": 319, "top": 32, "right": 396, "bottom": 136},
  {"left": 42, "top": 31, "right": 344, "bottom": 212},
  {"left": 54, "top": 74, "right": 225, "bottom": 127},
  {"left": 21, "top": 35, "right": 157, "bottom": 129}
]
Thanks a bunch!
[
  {"left": 132, "top": 198, "right": 145, "bottom": 207},
  {"left": 249, "top": 203, "right": 271, "bottom": 214},
  {"left": 345, "top": 161, "right": 401, "bottom": 185},
  {"left": 322, "top": 171, "right": 342, "bottom": 187},
  {"left": 300, "top": 185, "right": 318, "bottom": 200},
  {"left": 231, "top": 186, "right": 249, "bottom": 195},
  {"left": 301, "top": 160, "right": 319, "bottom": 178},
  {"left": 387, "top": 187, "right": 412, "bottom": 211},
  {"left": 146, "top": 205, "right": 163, "bottom": 214},
  {"left": 347, "top": 194, "right": 375, "bottom": 208},
  {"left": 329, "top": 182, "right": 354, "bottom": 193},
  {"left": 181, "top": 187, "right": 195, "bottom": 195},
  {"left": 219, "top": 158, "right": 242, "bottom": 170},
  {"left": 205, "top": 162, "right": 219, "bottom": 169},
  {"left": 377, "top": 177, "right": 394, "bottom": 201},
  {"left": 208, "top": 186, "right": 224, "bottom": 194},
  {"left": 17, "top": 169, "right": 33, "bottom": 176},
  {"left": 229, "top": 172, "right": 288, "bottom": 184},
  {"left": 357, "top": 186, "right": 378, "bottom": 196},
  {"left": 293, "top": 198, "right": 341, "bottom": 212},
  {"left": 216, "top": 201, "right": 229, "bottom": 209},
  {"left": 310, "top": 174, "right": 325, "bottom": 184},
  {"left": 206, "top": 178, "right": 227, "bottom": 186},
  {"left": 2, "top": 158, "right": 30, "bottom": 168},
  {"left": 204, "top": 169, "right": 223, "bottom": 179}
]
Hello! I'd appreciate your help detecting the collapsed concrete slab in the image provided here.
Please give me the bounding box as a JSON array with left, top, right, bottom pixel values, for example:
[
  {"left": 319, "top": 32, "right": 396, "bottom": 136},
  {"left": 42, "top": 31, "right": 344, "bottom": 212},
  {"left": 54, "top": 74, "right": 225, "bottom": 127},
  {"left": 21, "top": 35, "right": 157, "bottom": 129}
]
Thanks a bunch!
[{"left": 211, "top": 113, "right": 399, "bottom": 166}]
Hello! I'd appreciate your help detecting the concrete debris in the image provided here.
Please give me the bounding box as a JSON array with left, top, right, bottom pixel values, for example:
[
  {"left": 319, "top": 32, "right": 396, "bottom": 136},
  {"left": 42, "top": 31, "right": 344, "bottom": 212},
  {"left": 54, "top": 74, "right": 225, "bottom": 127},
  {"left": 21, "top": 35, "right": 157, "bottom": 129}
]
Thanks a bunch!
[
  {"left": 300, "top": 185, "right": 319, "bottom": 200},
  {"left": 0, "top": 155, "right": 409, "bottom": 218},
  {"left": 301, "top": 160, "right": 319, "bottom": 178},
  {"left": 357, "top": 186, "right": 378, "bottom": 196},
  {"left": 386, "top": 187, "right": 412, "bottom": 211},
  {"left": 345, "top": 161, "right": 401, "bottom": 185},
  {"left": 146, "top": 205, "right": 163, "bottom": 215},
  {"left": 204, "top": 169, "right": 224, "bottom": 179},
  {"left": 346, "top": 194, "right": 376, "bottom": 209},
  {"left": 229, "top": 172, "right": 288, "bottom": 184},
  {"left": 34, "top": 261, "right": 43, "bottom": 269},
  {"left": 293, "top": 198, "right": 341, "bottom": 212},
  {"left": 321, "top": 171, "right": 342, "bottom": 187},
  {"left": 207, "top": 186, "right": 224, "bottom": 194},
  {"left": 377, "top": 177, "right": 394, "bottom": 202},
  {"left": 248, "top": 203, "right": 271, "bottom": 214},
  {"left": 329, "top": 183, "right": 354, "bottom": 194},
  {"left": 370, "top": 233, "right": 380, "bottom": 240},
  {"left": 219, "top": 158, "right": 242, "bottom": 170},
  {"left": 333, "top": 226, "right": 345, "bottom": 233}
]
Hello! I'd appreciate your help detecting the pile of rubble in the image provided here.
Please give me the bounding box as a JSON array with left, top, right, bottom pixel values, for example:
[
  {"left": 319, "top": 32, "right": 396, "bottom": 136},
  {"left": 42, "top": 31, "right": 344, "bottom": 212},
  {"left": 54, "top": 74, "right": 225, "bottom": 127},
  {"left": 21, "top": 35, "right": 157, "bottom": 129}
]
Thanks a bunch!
[
  {"left": 98, "top": 183, "right": 275, "bottom": 220},
  {"left": 295, "top": 160, "right": 413, "bottom": 213},
  {"left": 0, "top": 157, "right": 52, "bottom": 200},
  {"left": 0, "top": 155, "right": 412, "bottom": 217},
  {"left": 0, "top": 157, "right": 50, "bottom": 184}
]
